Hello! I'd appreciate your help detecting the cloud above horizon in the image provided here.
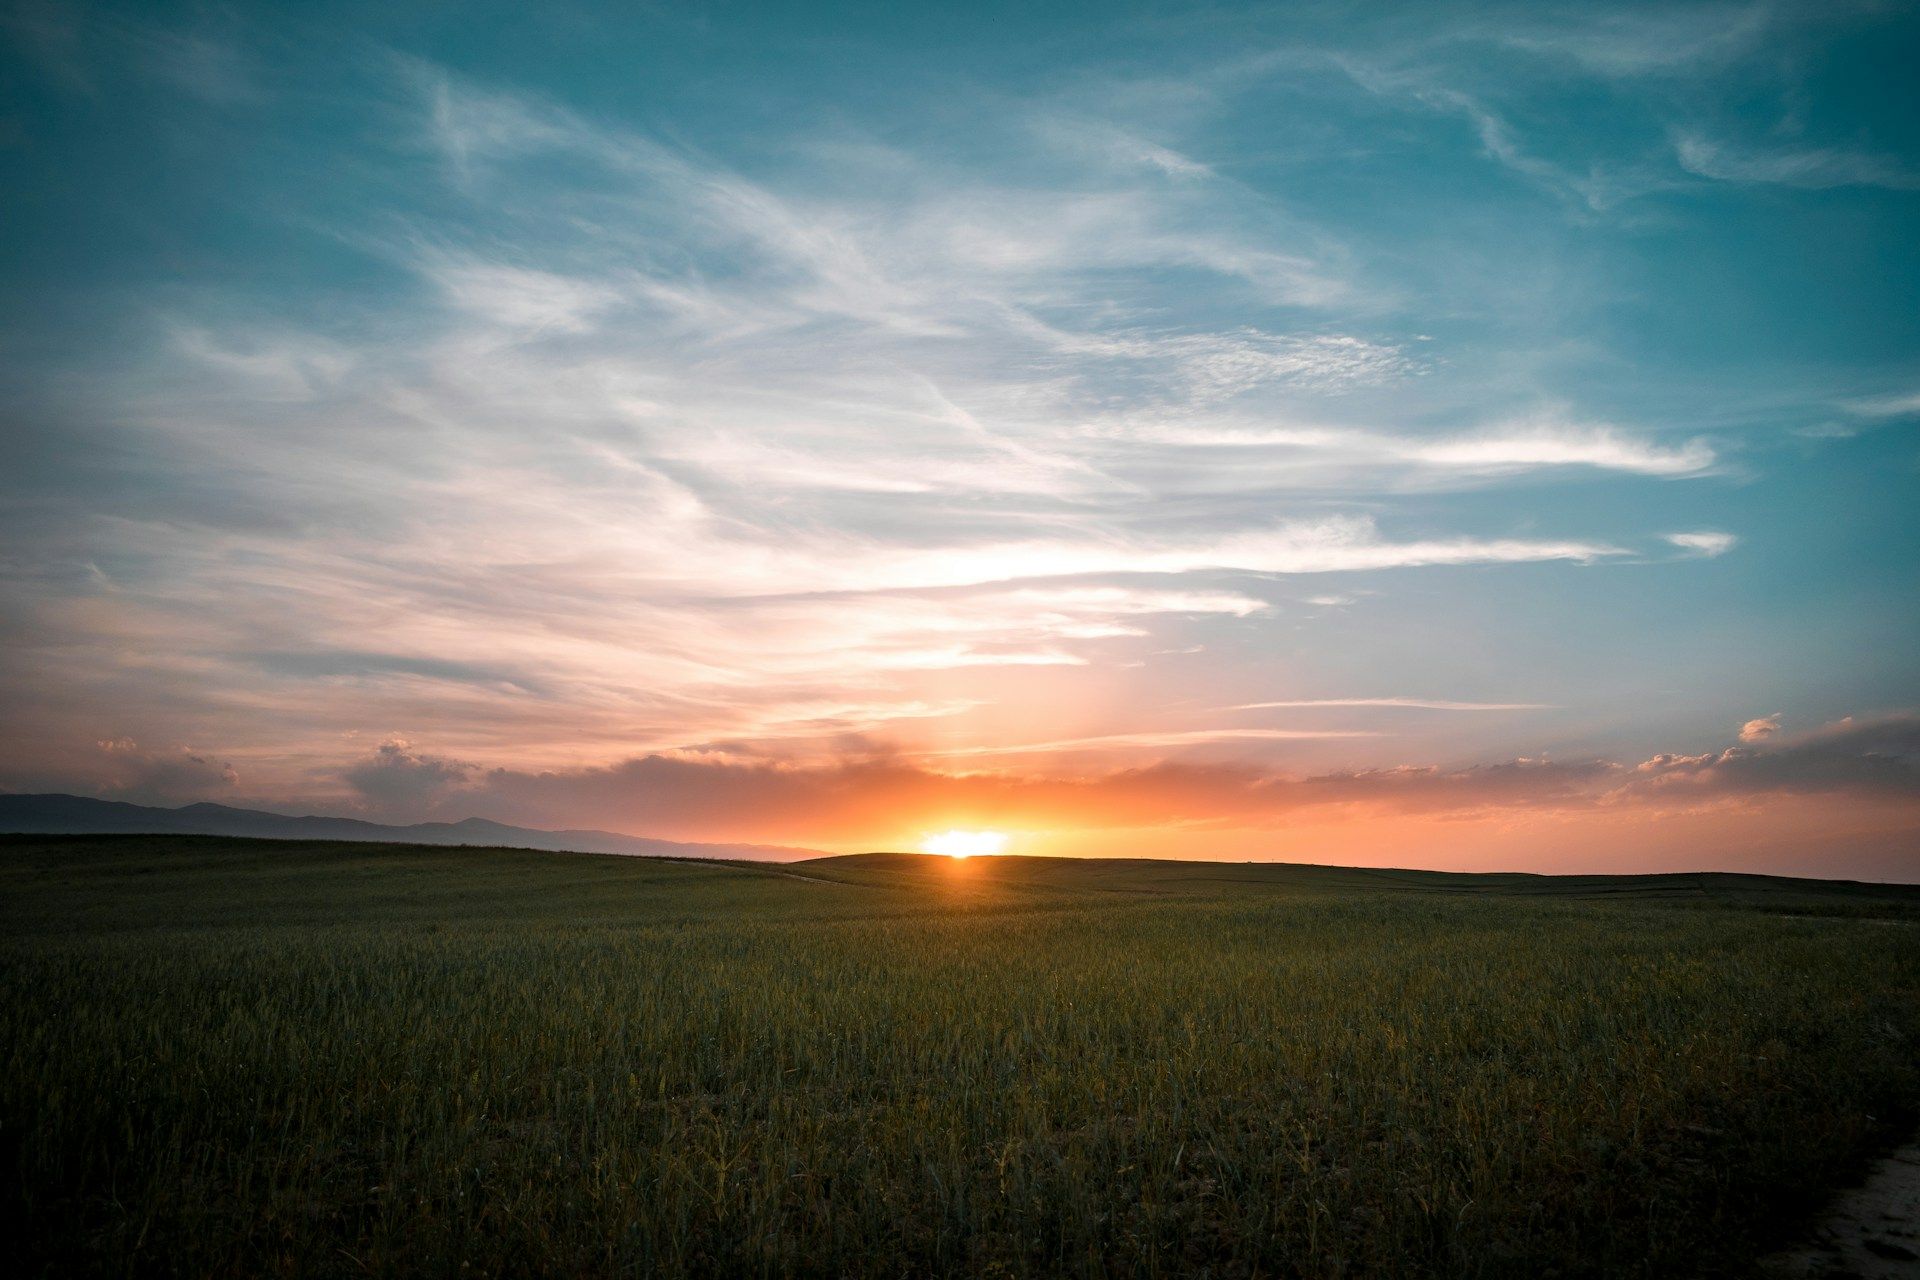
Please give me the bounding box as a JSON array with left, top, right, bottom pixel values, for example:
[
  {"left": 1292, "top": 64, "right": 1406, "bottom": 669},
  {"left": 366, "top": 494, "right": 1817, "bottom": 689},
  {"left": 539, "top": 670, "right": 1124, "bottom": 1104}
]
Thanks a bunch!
[{"left": 288, "top": 712, "right": 1920, "bottom": 844}]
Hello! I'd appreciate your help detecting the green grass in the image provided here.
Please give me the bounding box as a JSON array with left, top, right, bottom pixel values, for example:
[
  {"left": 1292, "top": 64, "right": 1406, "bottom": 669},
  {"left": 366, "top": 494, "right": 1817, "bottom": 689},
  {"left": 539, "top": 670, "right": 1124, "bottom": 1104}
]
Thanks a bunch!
[{"left": 4, "top": 835, "right": 1920, "bottom": 1278}]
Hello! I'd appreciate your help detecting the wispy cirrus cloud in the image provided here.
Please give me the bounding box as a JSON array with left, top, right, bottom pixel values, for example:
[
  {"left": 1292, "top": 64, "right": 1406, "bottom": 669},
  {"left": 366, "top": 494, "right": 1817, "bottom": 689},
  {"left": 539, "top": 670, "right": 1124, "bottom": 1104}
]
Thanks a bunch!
[
  {"left": 1233, "top": 698, "right": 1551, "bottom": 711},
  {"left": 1663, "top": 531, "right": 1738, "bottom": 558},
  {"left": 1403, "top": 422, "right": 1716, "bottom": 476},
  {"left": 0, "top": 55, "right": 1668, "bottom": 784},
  {"left": 1675, "top": 135, "right": 1920, "bottom": 191},
  {"left": 1488, "top": 4, "right": 1776, "bottom": 78},
  {"left": 1844, "top": 390, "right": 1920, "bottom": 419},
  {"left": 422, "top": 258, "right": 625, "bottom": 334},
  {"left": 1088, "top": 415, "right": 1717, "bottom": 491},
  {"left": 923, "top": 727, "right": 1383, "bottom": 759}
]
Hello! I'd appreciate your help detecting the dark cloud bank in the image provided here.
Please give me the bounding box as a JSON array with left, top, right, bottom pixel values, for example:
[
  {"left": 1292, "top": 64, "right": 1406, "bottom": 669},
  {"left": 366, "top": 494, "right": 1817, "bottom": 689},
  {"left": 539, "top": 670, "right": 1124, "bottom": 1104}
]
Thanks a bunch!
[{"left": 331, "top": 713, "right": 1920, "bottom": 839}]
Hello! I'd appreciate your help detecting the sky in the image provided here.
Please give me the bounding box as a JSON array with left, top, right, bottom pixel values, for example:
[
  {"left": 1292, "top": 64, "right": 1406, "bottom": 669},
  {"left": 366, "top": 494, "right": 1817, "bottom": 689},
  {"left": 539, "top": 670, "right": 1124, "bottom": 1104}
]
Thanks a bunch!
[{"left": 1, "top": 0, "right": 1917, "bottom": 876}]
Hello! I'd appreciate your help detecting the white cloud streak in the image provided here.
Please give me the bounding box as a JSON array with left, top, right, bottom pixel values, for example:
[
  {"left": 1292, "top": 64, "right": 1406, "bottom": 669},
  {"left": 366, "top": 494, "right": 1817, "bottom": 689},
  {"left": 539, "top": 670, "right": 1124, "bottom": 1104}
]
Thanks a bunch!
[
  {"left": 1675, "top": 135, "right": 1920, "bottom": 191},
  {"left": 923, "top": 728, "right": 1382, "bottom": 757},
  {"left": 1844, "top": 390, "right": 1920, "bottom": 418},
  {"left": 1233, "top": 698, "right": 1552, "bottom": 711},
  {"left": 1108, "top": 417, "right": 1716, "bottom": 480},
  {"left": 1663, "top": 531, "right": 1738, "bottom": 558}
]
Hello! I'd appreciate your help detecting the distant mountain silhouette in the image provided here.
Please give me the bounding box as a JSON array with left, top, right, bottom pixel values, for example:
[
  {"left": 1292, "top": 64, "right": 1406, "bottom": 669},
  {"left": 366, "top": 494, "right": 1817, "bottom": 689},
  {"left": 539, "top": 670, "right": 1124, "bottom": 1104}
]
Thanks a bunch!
[{"left": 0, "top": 793, "right": 815, "bottom": 861}]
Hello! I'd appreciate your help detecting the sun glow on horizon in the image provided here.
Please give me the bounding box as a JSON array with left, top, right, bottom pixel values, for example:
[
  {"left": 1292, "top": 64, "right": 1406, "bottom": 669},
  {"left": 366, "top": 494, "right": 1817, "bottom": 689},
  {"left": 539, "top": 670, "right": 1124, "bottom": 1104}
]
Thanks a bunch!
[{"left": 921, "top": 829, "right": 1008, "bottom": 859}]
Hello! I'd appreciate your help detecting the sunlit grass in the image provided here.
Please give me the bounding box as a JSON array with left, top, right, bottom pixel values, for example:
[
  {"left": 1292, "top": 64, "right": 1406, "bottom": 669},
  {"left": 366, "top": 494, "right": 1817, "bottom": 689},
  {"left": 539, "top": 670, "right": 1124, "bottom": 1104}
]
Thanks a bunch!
[{"left": 3, "top": 836, "right": 1918, "bottom": 1277}]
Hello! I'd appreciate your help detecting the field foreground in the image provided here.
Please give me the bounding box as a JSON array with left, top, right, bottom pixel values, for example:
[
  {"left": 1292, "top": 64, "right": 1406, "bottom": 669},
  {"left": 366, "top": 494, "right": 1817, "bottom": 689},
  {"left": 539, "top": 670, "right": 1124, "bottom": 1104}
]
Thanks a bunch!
[{"left": 4, "top": 835, "right": 1920, "bottom": 1277}]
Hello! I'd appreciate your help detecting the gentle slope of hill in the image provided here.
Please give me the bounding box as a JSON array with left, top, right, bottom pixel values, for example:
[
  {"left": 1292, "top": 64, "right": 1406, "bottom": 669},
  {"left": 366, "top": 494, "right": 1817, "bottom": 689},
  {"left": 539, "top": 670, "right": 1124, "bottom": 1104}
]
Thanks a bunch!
[
  {"left": 0, "top": 792, "right": 817, "bottom": 861},
  {"left": 800, "top": 850, "right": 1920, "bottom": 910}
]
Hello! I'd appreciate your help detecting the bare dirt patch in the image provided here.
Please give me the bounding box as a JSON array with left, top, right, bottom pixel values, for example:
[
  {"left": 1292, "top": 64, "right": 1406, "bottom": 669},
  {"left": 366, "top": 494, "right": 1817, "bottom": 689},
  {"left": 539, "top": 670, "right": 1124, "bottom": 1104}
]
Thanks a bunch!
[{"left": 1765, "top": 1139, "right": 1920, "bottom": 1278}]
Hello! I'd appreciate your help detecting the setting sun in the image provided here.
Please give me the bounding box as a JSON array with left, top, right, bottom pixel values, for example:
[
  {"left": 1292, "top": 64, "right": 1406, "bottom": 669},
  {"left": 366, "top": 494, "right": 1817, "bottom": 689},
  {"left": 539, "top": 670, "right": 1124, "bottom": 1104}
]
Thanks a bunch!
[{"left": 920, "top": 830, "right": 1007, "bottom": 859}]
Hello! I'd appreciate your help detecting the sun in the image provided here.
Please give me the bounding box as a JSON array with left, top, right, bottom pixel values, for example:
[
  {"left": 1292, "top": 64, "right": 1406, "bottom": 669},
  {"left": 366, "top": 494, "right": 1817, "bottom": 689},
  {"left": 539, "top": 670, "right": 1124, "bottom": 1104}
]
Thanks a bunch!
[{"left": 921, "top": 830, "right": 1007, "bottom": 859}]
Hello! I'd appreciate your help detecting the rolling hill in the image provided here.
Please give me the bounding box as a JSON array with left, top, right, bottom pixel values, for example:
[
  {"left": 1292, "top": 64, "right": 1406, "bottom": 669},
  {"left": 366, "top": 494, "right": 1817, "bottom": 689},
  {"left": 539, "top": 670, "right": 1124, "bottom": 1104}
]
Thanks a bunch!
[{"left": 0, "top": 792, "right": 816, "bottom": 861}]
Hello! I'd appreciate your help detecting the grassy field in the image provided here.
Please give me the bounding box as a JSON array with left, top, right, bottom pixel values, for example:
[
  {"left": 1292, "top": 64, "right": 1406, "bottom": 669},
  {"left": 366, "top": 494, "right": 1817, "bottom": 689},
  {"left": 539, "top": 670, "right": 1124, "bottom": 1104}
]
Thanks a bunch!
[{"left": 4, "top": 836, "right": 1920, "bottom": 1277}]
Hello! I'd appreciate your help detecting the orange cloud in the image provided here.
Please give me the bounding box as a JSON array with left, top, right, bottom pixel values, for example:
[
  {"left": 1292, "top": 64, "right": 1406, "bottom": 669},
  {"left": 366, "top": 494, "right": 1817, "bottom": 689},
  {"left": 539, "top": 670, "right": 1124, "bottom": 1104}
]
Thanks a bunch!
[{"left": 303, "top": 713, "right": 1920, "bottom": 874}]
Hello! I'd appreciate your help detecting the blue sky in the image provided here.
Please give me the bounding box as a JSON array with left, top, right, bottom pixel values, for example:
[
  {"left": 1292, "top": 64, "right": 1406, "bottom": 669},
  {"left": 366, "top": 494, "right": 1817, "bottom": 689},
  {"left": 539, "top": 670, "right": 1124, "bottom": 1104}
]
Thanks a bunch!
[{"left": 2, "top": 1, "right": 1917, "bottom": 871}]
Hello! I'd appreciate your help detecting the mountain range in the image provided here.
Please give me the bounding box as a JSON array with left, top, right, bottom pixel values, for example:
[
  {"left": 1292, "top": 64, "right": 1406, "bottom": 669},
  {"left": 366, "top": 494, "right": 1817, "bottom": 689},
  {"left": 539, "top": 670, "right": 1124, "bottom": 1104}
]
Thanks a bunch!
[{"left": 0, "top": 793, "right": 816, "bottom": 861}]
